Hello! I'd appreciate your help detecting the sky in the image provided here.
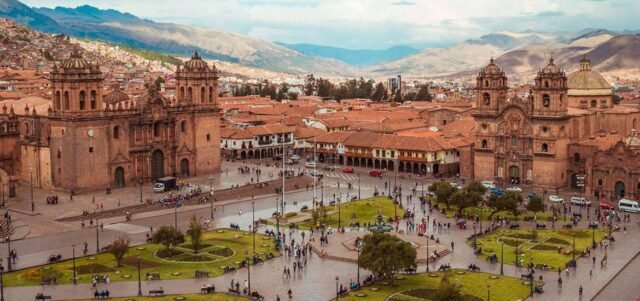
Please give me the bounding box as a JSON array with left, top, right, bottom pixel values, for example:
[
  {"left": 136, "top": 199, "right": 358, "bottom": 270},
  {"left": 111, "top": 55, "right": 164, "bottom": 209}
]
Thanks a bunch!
[{"left": 21, "top": 0, "right": 640, "bottom": 50}]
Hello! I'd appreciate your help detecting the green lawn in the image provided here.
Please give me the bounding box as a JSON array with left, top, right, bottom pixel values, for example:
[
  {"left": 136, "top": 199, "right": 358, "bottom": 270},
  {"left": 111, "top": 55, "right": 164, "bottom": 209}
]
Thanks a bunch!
[
  {"left": 79, "top": 293, "right": 248, "bottom": 301},
  {"left": 4, "top": 229, "right": 279, "bottom": 287},
  {"left": 340, "top": 270, "right": 533, "bottom": 301},
  {"left": 472, "top": 229, "right": 608, "bottom": 270},
  {"left": 430, "top": 198, "right": 554, "bottom": 222},
  {"left": 291, "top": 197, "right": 405, "bottom": 230}
]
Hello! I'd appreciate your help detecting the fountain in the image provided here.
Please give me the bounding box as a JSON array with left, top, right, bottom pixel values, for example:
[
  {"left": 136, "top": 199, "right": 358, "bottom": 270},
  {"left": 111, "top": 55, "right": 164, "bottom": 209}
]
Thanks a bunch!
[{"left": 367, "top": 204, "right": 394, "bottom": 233}]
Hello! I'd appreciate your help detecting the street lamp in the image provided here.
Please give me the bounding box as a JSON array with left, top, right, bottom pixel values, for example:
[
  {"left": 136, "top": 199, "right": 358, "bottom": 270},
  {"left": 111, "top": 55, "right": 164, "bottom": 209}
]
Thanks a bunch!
[
  {"left": 357, "top": 173, "right": 361, "bottom": 200},
  {"left": 592, "top": 224, "right": 596, "bottom": 249},
  {"left": 335, "top": 276, "right": 340, "bottom": 301},
  {"left": 515, "top": 237, "right": 519, "bottom": 268},
  {"left": 252, "top": 201, "right": 256, "bottom": 253},
  {"left": 245, "top": 250, "right": 251, "bottom": 295},
  {"left": 338, "top": 197, "right": 342, "bottom": 229},
  {"left": 500, "top": 241, "right": 504, "bottom": 275},
  {"left": 0, "top": 258, "right": 4, "bottom": 301},
  {"left": 137, "top": 255, "right": 142, "bottom": 296},
  {"left": 426, "top": 237, "right": 430, "bottom": 272},
  {"left": 356, "top": 243, "right": 361, "bottom": 287},
  {"left": 5, "top": 237, "right": 11, "bottom": 271},
  {"left": 139, "top": 178, "right": 143, "bottom": 203},
  {"left": 487, "top": 285, "right": 491, "bottom": 301},
  {"left": 72, "top": 244, "right": 77, "bottom": 284},
  {"left": 275, "top": 196, "right": 280, "bottom": 239},
  {"left": 29, "top": 164, "right": 34, "bottom": 213},
  {"left": 174, "top": 206, "right": 178, "bottom": 229},
  {"left": 96, "top": 218, "right": 100, "bottom": 253},
  {"left": 572, "top": 234, "right": 576, "bottom": 267}
]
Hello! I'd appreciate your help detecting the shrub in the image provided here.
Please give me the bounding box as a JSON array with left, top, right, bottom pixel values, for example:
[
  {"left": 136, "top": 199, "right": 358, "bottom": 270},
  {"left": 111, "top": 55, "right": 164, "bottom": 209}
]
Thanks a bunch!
[
  {"left": 74, "top": 263, "right": 116, "bottom": 275},
  {"left": 156, "top": 248, "right": 184, "bottom": 259},
  {"left": 209, "top": 246, "right": 234, "bottom": 257},
  {"left": 285, "top": 212, "right": 297, "bottom": 218}
]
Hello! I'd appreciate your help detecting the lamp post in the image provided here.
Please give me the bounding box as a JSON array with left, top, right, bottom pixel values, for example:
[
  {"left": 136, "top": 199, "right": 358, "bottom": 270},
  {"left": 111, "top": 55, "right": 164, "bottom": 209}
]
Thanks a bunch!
[
  {"left": 131, "top": 254, "right": 140, "bottom": 297},
  {"left": 72, "top": 244, "right": 77, "bottom": 284},
  {"left": 572, "top": 234, "right": 576, "bottom": 267},
  {"left": 500, "top": 241, "right": 504, "bottom": 275},
  {"left": 357, "top": 173, "right": 361, "bottom": 200},
  {"left": 335, "top": 276, "right": 340, "bottom": 300},
  {"left": 487, "top": 285, "right": 491, "bottom": 301},
  {"left": 96, "top": 218, "right": 100, "bottom": 253},
  {"left": 356, "top": 243, "right": 361, "bottom": 287},
  {"left": 275, "top": 196, "right": 280, "bottom": 238},
  {"left": 29, "top": 164, "right": 34, "bottom": 213},
  {"left": 0, "top": 258, "right": 4, "bottom": 301},
  {"left": 592, "top": 224, "right": 596, "bottom": 249},
  {"left": 245, "top": 250, "right": 251, "bottom": 295},
  {"left": 210, "top": 176, "right": 215, "bottom": 220},
  {"left": 252, "top": 201, "right": 256, "bottom": 253},
  {"left": 139, "top": 178, "right": 143, "bottom": 203},
  {"left": 5, "top": 237, "right": 10, "bottom": 271},
  {"left": 426, "top": 237, "right": 430, "bottom": 272},
  {"left": 473, "top": 226, "right": 477, "bottom": 250},
  {"left": 174, "top": 206, "right": 178, "bottom": 229},
  {"left": 338, "top": 197, "right": 342, "bottom": 229},
  {"left": 515, "top": 237, "right": 519, "bottom": 268}
]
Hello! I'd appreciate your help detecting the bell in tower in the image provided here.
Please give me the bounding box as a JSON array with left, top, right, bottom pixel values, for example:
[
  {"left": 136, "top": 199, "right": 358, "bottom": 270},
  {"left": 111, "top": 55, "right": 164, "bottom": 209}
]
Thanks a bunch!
[
  {"left": 532, "top": 57, "right": 568, "bottom": 116},
  {"left": 475, "top": 58, "right": 508, "bottom": 115}
]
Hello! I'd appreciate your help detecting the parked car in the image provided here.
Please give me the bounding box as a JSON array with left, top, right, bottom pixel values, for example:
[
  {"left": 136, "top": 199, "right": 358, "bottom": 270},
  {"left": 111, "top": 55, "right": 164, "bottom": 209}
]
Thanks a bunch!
[
  {"left": 548, "top": 195, "right": 565, "bottom": 204},
  {"left": 343, "top": 167, "right": 354, "bottom": 173},
  {"left": 304, "top": 162, "right": 318, "bottom": 168},
  {"left": 490, "top": 188, "right": 505, "bottom": 196},
  {"left": 291, "top": 155, "right": 301, "bottom": 161},
  {"left": 285, "top": 159, "right": 295, "bottom": 165},
  {"left": 599, "top": 201, "right": 615, "bottom": 210},
  {"left": 308, "top": 170, "right": 322, "bottom": 177},
  {"left": 570, "top": 196, "right": 591, "bottom": 206},
  {"left": 273, "top": 155, "right": 282, "bottom": 161},
  {"left": 618, "top": 199, "right": 640, "bottom": 213},
  {"left": 369, "top": 170, "right": 384, "bottom": 177},
  {"left": 527, "top": 192, "right": 538, "bottom": 200},
  {"left": 481, "top": 181, "right": 496, "bottom": 189},
  {"left": 323, "top": 165, "right": 336, "bottom": 171},
  {"left": 506, "top": 186, "right": 522, "bottom": 192}
]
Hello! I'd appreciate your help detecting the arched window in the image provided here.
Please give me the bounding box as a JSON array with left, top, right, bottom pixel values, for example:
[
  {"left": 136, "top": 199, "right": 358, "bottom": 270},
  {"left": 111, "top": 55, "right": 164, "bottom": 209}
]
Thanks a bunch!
[
  {"left": 209, "top": 87, "right": 214, "bottom": 103},
  {"left": 63, "top": 91, "right": 70, "bottom": 110},
  {"left": 180, "top": 120, "right": 186, "bottom": 133},
  {"left": 483, "top": 93, "right": 490, "bottom": 106},
  {"left": 542, "top": 143, "right": 548, "bottom": 153},
  {"left": 484, "top": 80, "right": 489, "bottom": 87},
  {"left": 154, "top": 122, "right": 161, "bottom": 137},
  {"left": 597, "top": 179, "right": 603, "bottom": 186},
  {"left": 79, "top": 91, "right": 86, "bottom": 110},
  {"left": 481, "top": 139, "right": 488, "bottom": 149},
  {"left": 574, "top": 153, "right": 580, "bottom": 162},
  {"left": 24, "top": 122, "right": 30, "bottom": 135},
  {"left": 55, "top": 91, "right": 61, "bottom": 110},
  {"left": 544, "top": 81, "right": 549, "bottom": 88},
  {"left": 113, "top": 126, "right": 120, "bottom": 139},
  {"left": 90, "top": 91, "right": 97, "bottom": 110},
  {"left": 187, "top": 87, "right": 193, "bottom": 101},
  {"left": 633, "top": 118, "right": 637, "bottom": 130},
  {"left": 543, "top": 94, "right": 550, "bottom": 107},
  {"left": 201, "top": 87, "right": 206, "bottom": 103},
  {"left": 591, "top": 100, "right": 597, "bottom": 108},
  {"left": 57, "top": 150, "right": 61, "bottom": 159},
  {"left": 179, "top": 87, "right": 185, "bottom": 101}
]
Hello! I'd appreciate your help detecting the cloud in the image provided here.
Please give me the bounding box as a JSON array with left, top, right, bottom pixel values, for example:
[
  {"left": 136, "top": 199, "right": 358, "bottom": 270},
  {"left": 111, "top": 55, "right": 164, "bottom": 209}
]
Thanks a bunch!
[{"left": 391, "top": 0, "right": 415, "bottom": 5}]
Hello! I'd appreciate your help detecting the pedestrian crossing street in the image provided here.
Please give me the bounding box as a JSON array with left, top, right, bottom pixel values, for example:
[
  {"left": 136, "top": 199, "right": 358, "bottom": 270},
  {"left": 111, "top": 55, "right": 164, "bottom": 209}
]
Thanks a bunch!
[{"left": 323, "top": 171, "right": 359, "bottom": 181}]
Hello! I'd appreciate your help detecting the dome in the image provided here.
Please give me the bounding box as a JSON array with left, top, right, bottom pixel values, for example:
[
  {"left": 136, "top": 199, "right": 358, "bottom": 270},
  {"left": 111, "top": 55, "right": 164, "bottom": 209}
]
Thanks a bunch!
[
  {"left": 567, "top": 58, "right": 611, "bottom": 90},
  {"left": 183, "top": 50, "right": 209, "bottom": 71},
  {"left": 481, "top": 57, "right": 503, "bottom": 75},
  {"left": 61, "top": 50, "right": 90, "bottom": 70},
  {"left": 104, "top": 83, "right": 130, "bottom": 104},
  {"left": 541, "top": 57, "right": 561, "bottom": 74}
]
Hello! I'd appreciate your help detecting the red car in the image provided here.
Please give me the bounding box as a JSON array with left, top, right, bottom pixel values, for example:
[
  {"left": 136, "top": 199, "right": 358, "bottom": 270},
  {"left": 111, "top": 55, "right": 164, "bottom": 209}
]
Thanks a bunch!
[
  {"left": 343, "top": 167, "right": 354, "bottom": 174},
  {"left": 369, "top": 170, "right": 384, "bottom": 177},
  {"left": 599, "top": 201, "right": 615, "bottom": 210}
]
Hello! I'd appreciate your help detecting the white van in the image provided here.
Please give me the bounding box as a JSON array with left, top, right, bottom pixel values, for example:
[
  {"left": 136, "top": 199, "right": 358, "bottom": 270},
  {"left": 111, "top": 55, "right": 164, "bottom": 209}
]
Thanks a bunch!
[
  {"left": 304, "top": 162, "right": 318, "bottom": 168},
  {"left": 570, "top": 196, "right": 591, "bottom": 207},
  {"left": 481, "top": 181, "right": 496, "bottom": 189},
  {"left": 618, "top": 199, "right": 640, "bottom": 213}
]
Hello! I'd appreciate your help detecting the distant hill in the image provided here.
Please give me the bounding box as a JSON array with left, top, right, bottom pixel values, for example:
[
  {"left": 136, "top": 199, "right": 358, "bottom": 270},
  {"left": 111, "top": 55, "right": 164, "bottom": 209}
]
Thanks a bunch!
[
  {"left": 276, "top": 43, "right": 419, "bottom": 67},
  {"left": 0, "top": 0, "right": 355, "bottom": 76}
]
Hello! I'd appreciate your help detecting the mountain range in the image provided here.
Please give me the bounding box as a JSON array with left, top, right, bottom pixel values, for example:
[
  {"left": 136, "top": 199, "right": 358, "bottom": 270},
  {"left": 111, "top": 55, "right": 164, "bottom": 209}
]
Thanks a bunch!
[{"left": 1, "top": 0, "right": 640, "bottom": 79}]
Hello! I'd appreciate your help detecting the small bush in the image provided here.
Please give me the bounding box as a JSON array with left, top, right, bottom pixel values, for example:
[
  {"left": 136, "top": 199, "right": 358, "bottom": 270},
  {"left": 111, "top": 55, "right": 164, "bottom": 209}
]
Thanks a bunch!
[
  {"left": 156, "top": 248, "right": 184, "bottom": 259},
  {"left": 530, "top": 244, "right": 560, "bottom": 251},
  {"left": 74, "top": 263, "right": 116, "bottom": 275},
  {"left": 209, "top": 246, "right": 234, "bottom": 257},
  {"left": 545, "top": 237, "right": 570, "bottom": 245},
  {"left": 285, "top": 212, "right": 297, "bottom": 218}
]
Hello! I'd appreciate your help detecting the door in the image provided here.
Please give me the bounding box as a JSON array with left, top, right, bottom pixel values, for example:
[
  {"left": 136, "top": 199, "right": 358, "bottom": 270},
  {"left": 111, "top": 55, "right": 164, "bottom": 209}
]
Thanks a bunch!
[
  {"left": 151, "top": 150, "right": 165, "bottom": 181},
  {"left": 615, "top": 181, "right": 625, "bottom": 199},
  {"left": 509, "top": 166, "right": 520, "bottom": 185},
  {"left": 114, "top": 167, "right": 125, "bottom": 188},
  {"left": 180, "top": 159, "right": 190, "bottom": 177}
]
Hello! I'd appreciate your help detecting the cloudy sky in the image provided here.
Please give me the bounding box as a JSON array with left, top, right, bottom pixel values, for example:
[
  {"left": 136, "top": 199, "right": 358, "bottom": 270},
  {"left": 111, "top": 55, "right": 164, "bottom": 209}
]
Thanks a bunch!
[{"left": 22, "top": 0, "right": 639, "bottom": 49}]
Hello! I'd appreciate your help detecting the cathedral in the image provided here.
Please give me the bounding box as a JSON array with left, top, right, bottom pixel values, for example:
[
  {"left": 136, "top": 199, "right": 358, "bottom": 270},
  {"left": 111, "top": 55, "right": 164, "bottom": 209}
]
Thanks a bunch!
[
  {"left": 0, "top": 50, "right": 221, "bottom": 193},
  {"left": 473, "top": 57, "right": 640, "bottom": 199}
]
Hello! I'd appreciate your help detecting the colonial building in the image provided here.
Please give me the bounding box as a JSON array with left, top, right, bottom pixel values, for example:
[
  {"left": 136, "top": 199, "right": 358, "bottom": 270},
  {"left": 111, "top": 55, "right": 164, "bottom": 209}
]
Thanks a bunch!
[
  {"left": 0, "top": 50, "right": 221, "bottom": 192},
  {"left": 473, "top": 57, "right": 640, "bottom": 196}
]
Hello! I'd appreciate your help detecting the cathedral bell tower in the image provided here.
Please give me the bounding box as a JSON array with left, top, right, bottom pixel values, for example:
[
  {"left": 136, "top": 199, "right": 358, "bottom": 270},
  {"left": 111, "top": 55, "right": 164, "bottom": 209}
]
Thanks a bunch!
[
  {"left": 475, "top": 58, "right": 508, "bottom": 115},
  {"left": 50, "top": 50, "right": 103, "bottom": 114},
  {"left": 175, "top": 51, "right": 219, "bottom": 105},
  {"left": 532, "top": 57, "right": 568, "bottom": 116}
]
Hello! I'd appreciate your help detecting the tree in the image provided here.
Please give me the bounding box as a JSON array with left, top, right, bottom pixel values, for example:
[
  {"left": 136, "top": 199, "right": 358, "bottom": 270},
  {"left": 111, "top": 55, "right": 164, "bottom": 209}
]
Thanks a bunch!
[
  {"left": 358, "top": 233, "right": 416, "bottom": 285},
  {"left": 464, "top": 181, "right": 487, "bottom": 195},
  {"left": 431, "top": 271, "right": 464, "bottom": 301},
  {"left": 316, "top": 78, "right": 334, "bottom": 97},
  {"left": 429, "top": 181, "right": 457, "bottom": 209},
  {"left": 43, "top": 50, "right": 54, "bottom": 61},
  {"left": 186, "top": 215, "right": 204, "bottom": 253},
  {"left": 527, "top": 195, "right": 544, "bottom": 213},
  {"left": 487, "top": 192, "right": 520, "bottom": 219},
  {"left": 371, "top": 82, "right": 387, "bottom": 102},
  {"left": 287, "top": 92, "right": 299, "bottom": 100},
  {"left": 304, "top": 74, "right": 316, "bottom": 96},
  {"left": 108, "top": 236, "right": 130, "bottom": 267},
  {"left": 154, "top": 76, "right": 165, "bottom": 90},
  {"left": 414, "top": 85, "right": 432, "bottom": 101},
  {"left": 152, "top": 226, "right": 185, "bottom": 250}
]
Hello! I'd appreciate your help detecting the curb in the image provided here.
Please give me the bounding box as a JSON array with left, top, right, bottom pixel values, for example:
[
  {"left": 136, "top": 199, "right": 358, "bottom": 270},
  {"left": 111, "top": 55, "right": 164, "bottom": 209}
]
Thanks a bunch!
[{"left": 590, "top": 249, "right": 640, "bottom": 301}]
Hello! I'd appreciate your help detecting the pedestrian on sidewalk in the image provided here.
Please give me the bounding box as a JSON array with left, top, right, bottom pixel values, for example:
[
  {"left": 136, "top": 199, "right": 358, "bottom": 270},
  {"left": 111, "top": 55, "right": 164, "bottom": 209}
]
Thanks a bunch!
[
  {"left": 579, "top": 285, "right": 583, "bottom": 297},
  {"left": 558, "top": 276, "right": 562, "bottom": 288},
  {"left": 451, "top": 241, "right": 454, "bottom": 251}
]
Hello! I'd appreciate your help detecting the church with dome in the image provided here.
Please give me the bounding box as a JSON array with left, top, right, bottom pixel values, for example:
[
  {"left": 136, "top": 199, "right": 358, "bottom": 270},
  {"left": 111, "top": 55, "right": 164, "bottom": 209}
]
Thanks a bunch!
[
  {"left": 473, "top": 57, "right": 640, "bottom": 200},
  {"left": 1, "top": 50, "right": 221, "bottom": 192}
]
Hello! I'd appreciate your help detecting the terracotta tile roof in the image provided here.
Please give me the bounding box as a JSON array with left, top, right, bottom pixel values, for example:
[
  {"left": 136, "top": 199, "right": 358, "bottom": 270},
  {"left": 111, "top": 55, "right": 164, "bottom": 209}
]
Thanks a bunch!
[
  {"left": 294, "top": 127, "right": 326, "bottom": 139},
  {"left": 439, "top": 117, "right": 476, "bottom": 139},
  {"left": 576, "top": 133, "right": 623, "bottom": 151},
  {"left": 314, "top": 131, "right": 353, "bottom": 144}
]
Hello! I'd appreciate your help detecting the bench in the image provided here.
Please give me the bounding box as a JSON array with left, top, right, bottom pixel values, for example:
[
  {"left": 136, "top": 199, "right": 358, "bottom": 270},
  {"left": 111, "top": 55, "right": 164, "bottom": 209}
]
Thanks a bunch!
[
  {"left": 146, "top": 272, "right": 161, "bottom": 280},
  {"left": 228, "top": 288, "right": 241, "bottom": 295},
  {"left": 520, "top": 273, "right": 533, "bottom": 280},
  {"left": 201, "top": 286, "right": 215, "bottom": 294},
  {"left": 149, "top": 289, "right": 164, "bottom": 297},
  {"left": 35, "top": 295, "right": 52, "bottom": 301},
  {"left": 92, "top": 275, "right": 109, "bottom": 283},
  {"left": 195, "top": 270, "right": 210, "bottom": 279}
]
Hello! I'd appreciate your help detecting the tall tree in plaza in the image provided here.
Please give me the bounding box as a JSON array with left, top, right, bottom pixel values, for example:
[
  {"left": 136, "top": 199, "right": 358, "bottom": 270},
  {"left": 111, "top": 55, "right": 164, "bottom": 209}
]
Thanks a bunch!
[
  {"left": 450, "top": 190, "right": 483, "bottom": 214},
  {"left": 414, "top": 85, "right": 432, "bottom": 101},
  {"left": 152, "top": 226, "right": 185, "bottom": 252},
  {"left": 432, "top": 271, "right": 464, "bottom": 301},
  {"left": 187, "top": 215, "right": 204, "bottom": 253},
  {"left": 526, "top": 195, "right": 544, "bottom": 214},
  {"left": 108, "top": 235, "right": 130, "bottom": 267},
  {"left": 358, "top": 233, "right": 416, "bottom": 285},
  {"left": 488, "top": 192, "right": 521, "bottom": 219},
  {"left": 429, "top": 181, "right": 457, "bottom": 209},
  {"left": 304, "top": 74, "right": 316, "bottom": 96},
  {"left": 371, "top": 82, "right": 388, "bottom": 102},
  {"left": 464, "top": 181, "right": 488, "bottom": 195}
]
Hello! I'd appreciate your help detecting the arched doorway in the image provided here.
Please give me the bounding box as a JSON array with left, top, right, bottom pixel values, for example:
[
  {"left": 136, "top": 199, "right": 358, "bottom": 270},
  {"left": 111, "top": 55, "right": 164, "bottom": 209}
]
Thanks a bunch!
[
  {"left": 338, "top": 155, "right": 344, "bottom": 165},
  {"left": 381, "top": 160, "right": 387, "bottom": 170},
  {"left": 347, "top": 157, "right": 353, "bottom": 166},
  {"left": 388, "top": 161, "right": 395, "bottom": 171},
  {"left": 151, "top": 150, "right": 165, "bottom": 180},
  {"left": 570, "top": 174, "right": 579, "bottom": 189},
  {"left": 374, "top": 159, "right": 380, "bottom": 169},
  {"left": 180, "top": 159, "right": 190, "bottom": 177},
  {"left": 615, "top": 181, "right": 625, "bottom": 198},
  {"left": 114, "top": 167, "right": 125, "bottom": 187},
  {"left": 509, "top": 166, "right": 520, "bottom": 185}
]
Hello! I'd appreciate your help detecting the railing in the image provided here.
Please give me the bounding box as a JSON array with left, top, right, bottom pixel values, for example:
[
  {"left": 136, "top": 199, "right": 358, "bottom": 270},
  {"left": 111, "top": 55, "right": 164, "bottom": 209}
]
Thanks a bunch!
[{"left": 257, "top": 140, "right": 272, "bottom": 145}]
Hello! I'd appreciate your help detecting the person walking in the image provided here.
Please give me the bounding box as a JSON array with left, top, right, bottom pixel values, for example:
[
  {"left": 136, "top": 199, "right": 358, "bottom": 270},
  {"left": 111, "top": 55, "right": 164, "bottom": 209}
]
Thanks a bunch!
[
  {"left": 451, "top": 241, "right": 454, "bottom": 251},
  {"left": 579, "top": 285, "right": 583, "bottom": 297},
  {"left": 558, "top": 276, "right": 563, "bottom": 288}
]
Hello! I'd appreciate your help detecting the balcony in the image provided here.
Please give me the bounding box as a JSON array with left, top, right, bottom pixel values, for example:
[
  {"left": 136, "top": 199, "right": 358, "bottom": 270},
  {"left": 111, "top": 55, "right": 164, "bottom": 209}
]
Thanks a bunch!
[{"left": 257, "top": 139, "right": 273, "bottom": 145}]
